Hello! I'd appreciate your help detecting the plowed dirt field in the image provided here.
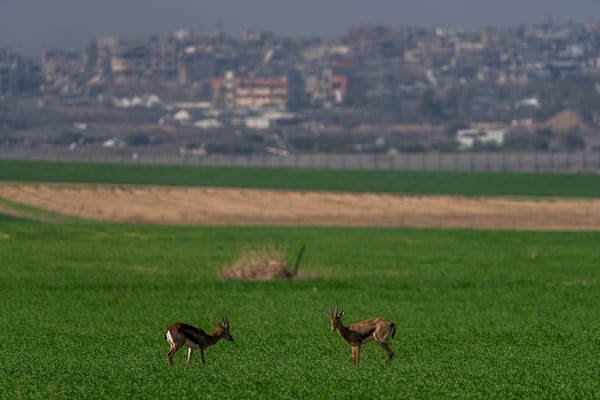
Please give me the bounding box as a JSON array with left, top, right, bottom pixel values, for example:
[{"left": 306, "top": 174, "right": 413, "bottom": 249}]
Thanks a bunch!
[{"left": 1, "top": 183, "right": 599, "bottom": 230}]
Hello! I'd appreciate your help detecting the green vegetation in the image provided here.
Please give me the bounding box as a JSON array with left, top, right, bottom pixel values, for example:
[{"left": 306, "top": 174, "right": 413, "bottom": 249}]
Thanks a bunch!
[
  {"left": 1, "top": 221, "right": 599, "bottom": 399},
  {"left": 0, "top": 197, "right": 81, "bottom": 223},
  {"left": 1, "top": 161, "right": 598, "bottom": 398},
  {"left": 2, "top": 159, "right": 600, "bottom": 197}
]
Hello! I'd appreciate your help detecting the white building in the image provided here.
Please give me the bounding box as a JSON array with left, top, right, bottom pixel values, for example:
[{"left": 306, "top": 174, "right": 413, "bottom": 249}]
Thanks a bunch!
[{"left": 456, "top": 128, "right": 506, "bottom": 149}]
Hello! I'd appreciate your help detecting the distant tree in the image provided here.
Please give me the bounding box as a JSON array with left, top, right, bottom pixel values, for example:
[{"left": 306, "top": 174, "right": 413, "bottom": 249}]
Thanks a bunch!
[
  {"left": 344, "top": 77, "right": 368, "bottom": 108},
  {"left": 444, "top": 120, "right": 469, "bottom": 137},
  {"left": 532, "top": 84, "right": 563, "bottom": 121},
  {"left": 126, "top": 134, "right": 151, "bottom": 146},
  {"left": 533, "top": 78, "right": 600, "bottom": 124},
  {"left": 49, "top": 132, "right": 83, "bottom": 146},
  {"left": 472, "top": 141, "right": 500, "bottom": 152},
  {"left": 364, "top": 97, "right": 407, "bottom": 124},
  {"left": 531, "top": 128, "right": 554, "bottom": 151},
  {"left": 558, "top": 131, "right": 585, "bottom": 152},
  {"left": 417, "top": 89, "right": 443, "bottom": 123},
  {"left": 566, "top": 79, "right": 600, "bottom": 125},
  {"left": 503, "top": 128, "right": 552, "bottom": 151},
  {"left": 442, "top": 86, "right": 472, "bottom": 123}
]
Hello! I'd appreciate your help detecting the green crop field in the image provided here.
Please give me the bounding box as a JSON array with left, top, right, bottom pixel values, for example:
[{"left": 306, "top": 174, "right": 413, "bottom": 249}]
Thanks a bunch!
[
  {"left": 2, "top": 159, "right": 600, "bottom": 197},
  {"left": 1, "top": 220, "right": 600, "bottom": 399},
  {"left": 1, "top": 161, "right": 599, "bottom": 398}
]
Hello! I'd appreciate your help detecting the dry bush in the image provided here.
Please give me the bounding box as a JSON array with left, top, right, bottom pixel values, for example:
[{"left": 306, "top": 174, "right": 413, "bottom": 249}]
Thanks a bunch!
[{"left": 220, "top": 248, "right": 295, "bottom": 281}]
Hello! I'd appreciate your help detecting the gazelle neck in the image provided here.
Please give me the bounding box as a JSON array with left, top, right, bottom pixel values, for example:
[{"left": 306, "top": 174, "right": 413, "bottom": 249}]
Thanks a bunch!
[
  {"left": 207, "top": 330, "right": 224, "bottom": 345},
  {"left": 336, "top": 321, "right": 364, "bottom": 345},
  {"left": 335, "top": 322, "right": 352, "bottom": 340}
]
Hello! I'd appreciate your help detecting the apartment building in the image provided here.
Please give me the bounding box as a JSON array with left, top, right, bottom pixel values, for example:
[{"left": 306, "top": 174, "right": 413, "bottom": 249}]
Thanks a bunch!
[
  {"left": 211, "top": 71, "right": 288, "bottom": 108},
  {"left": 0, "top": 49, "right": 21, "bottom": 96},
  {"left": 0, "top": 49, "right": 38, "bottom": 96},
  {"left": 0, "top": 60, "right": 18, "bottom": 96},
  {"left": 304, "top": 68, "right": 349, "bottom": 106},
  {"left": 92, "top": 36, "right": 177, "bottom": 84}
]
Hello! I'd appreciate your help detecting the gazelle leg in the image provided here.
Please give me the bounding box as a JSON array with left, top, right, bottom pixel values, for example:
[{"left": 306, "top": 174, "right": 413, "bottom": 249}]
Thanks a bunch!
[
  {"left": 186, "top": 348, "right": 193, "bottom": 364},
  {"left": 165, "top": 331, "right": 179, "bottom": 365},
  {"left": 352, "top": 346, "right": 361, "bottom": 366},
  {"left": 200, "top": 348, "right": 206, "bottom": 365},
  {"left": 166, "top": 346, "right": 176, "bottom": 365},
  {"left": 377, "top": 341, "right": 394, "bottom": 363}
]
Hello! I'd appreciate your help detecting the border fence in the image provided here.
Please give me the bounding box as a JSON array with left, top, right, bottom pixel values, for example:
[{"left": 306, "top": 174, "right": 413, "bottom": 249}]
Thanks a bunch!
[{"left": 1, "top": 149, "right": 600, "bottom": 173}]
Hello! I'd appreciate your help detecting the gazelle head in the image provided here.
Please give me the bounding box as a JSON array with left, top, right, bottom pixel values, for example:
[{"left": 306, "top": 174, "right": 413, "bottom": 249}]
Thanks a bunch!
[
  {"left": 212, "top": 315, "right": 233, "bottom": 341},
  {"left": 325, "top": 304, "right": 344, "bottom": 332}
]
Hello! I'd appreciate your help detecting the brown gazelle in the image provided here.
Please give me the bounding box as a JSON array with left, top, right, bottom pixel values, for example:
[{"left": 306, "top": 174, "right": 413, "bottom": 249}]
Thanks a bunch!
[
  {"left": 325, "top": 304, "right": 396, "bottom": 365},
  {"left": 165, "top": 316, "right": 232, "bottom": 365}
]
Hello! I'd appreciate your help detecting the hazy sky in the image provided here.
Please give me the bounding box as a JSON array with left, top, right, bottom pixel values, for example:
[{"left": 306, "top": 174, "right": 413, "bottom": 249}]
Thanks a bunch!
[{"left": 1, "top": 0, "right": 599, "bottom": 55}]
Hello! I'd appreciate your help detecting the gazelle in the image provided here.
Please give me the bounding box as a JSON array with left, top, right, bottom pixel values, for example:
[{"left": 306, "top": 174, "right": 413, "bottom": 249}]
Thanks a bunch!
[
  {"left": 165, "top": 316, "right": 232, "bottom": 365},
  {"left": 325, "top": 304, "right": 396, "bottom": 365}
]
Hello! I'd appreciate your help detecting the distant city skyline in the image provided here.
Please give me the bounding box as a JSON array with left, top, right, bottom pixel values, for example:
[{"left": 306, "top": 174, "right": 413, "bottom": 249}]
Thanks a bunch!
[{"left": 1, "top": 0, "right": 599, "bottom": 55}]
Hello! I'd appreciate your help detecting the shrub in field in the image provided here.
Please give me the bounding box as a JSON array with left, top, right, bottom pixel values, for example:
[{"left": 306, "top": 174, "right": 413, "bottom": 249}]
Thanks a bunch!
[
  {"left": 220, "top": 244, "right": 312, "bottom": 280},
  {"left": 220, "top": 248, "right": 295, "bottom": 280}
]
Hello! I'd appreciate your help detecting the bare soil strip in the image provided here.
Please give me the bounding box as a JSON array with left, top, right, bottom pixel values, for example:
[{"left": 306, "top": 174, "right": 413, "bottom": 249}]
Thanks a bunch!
[{"left": 0, "top": 183, "right": 599, "bottom": 230}]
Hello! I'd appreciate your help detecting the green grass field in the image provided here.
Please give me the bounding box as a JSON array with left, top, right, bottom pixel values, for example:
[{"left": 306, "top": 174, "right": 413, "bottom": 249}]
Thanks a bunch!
[
  {"left": 1, "top": 221, "right": 599, "bottom": 399},
  {"left": 1, "top": 161, "right": 599, "bottom": 398},
  {"left": 2, "top": 159, "right": 600, "bottom": 197}
]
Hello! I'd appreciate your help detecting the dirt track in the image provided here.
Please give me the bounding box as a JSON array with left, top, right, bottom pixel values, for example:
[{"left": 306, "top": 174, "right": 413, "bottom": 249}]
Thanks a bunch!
[{"left": 0, "top": 183, "right": 599, "bottom": 230}]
